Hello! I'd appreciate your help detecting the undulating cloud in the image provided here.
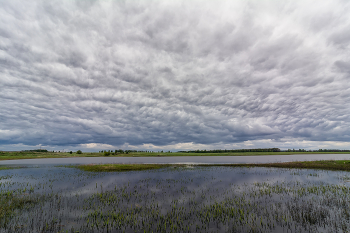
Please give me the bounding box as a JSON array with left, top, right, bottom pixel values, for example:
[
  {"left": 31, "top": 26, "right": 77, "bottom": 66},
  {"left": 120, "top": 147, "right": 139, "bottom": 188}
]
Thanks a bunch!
[{"left": 1, "top": 0, "right": 350, "bottom": 151}]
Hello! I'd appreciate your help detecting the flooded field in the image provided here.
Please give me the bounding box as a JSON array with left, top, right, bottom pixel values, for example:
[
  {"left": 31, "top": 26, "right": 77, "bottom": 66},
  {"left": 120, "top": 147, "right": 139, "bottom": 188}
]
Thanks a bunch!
[
  {"left": 1, "top": 153, "right": 350, "bottom": 165},
  {"left": 1, "top": 165, "right": 350, "bottom": 232}
]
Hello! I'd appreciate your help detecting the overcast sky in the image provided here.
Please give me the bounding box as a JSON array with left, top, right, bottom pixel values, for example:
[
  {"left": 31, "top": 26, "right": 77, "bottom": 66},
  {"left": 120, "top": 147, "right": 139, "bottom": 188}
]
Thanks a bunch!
[{"left": 1, "top": 0, "right": 350, "bottom": 151}]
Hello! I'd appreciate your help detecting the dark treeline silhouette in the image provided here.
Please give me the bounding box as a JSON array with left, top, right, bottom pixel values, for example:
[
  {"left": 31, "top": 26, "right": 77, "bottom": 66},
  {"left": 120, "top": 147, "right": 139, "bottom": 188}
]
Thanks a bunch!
[
  {"left": 23, "top": 149, "right": 48, "bottom": 152},
  {"left": 179, "top": 148, "right": 350, "bottom": 153},
  {"left": 98, "top": 150, "right": 164, "bottom": 155},
  {"left": 285, "top": 149, "right": 350, "bottom": 152},
  {"left": 21, "top": 148, "right": 350, "bottom": 154},
  {"left": 313, "top": 149, "right": 350, "bottom": 152},
  {"left": 179, "top": 148, "right": 281, "bottom": 153},
  {"left": 99, "top": 150, "right": 140, "bottom": 154}
]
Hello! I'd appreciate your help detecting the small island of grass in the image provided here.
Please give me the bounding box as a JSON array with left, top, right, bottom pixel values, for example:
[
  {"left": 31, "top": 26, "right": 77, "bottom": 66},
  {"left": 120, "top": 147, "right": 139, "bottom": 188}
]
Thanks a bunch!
[
  {"left": 70, "top": 160, "right": 350, "bottom": 173},
  {"left": 203, "top": 160, "right": 350, "bottom": 172},
  {"left": 75, "top": 163, "right": 176, "bottom": 172},
  {"left": 0, "top": 165, "right": 25, "bottom": 170}
]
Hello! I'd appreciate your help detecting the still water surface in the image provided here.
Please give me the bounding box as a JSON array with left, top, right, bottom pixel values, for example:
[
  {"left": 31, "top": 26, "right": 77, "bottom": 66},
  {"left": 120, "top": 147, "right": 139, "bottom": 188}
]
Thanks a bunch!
[{"left": 1, "top": 153, "right": 349, "bottom": 165}]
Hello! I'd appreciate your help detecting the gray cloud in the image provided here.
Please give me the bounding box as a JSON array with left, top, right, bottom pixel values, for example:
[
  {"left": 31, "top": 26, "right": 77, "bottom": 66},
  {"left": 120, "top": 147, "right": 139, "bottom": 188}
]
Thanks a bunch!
[{"left": 1, "top": 0, "right": 350, "bottom": 151}]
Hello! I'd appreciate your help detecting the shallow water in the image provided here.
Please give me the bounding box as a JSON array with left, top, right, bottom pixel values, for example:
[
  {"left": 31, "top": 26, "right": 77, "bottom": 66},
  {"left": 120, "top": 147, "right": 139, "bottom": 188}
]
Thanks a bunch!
[
  {"left": 1, "top": 165, "right": 350, "bottom": 232},
  {"left": 1, "top": 153, "right": 350, "bottom": 165}
]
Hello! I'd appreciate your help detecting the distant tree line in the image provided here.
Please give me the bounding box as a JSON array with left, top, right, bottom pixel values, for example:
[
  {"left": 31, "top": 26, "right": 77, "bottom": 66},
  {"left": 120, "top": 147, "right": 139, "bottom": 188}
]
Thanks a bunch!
[
  {"left": 98, "top": 149, "right": 138, "bottom": 156},
  {"left": 22, "top": 149, "right": 48, "bottom": 152},
  {"left": 22, "top": 148, "right": 350, "bottom": 154},
  {"left": 317, "top": 149, "right": 350, "bottom": 152},
  {"left": 98, "top": 149, "right": 172, "bottom": 156},
  {"left": 98, "top": 149, "right": 136, "bottom": 155},
  {"left": 286, "top": 149, "right": 350, "bottom": 152},
  {"left": 178, "top": 148, "right": 350, "bottom": 153},
  {"left": 179, "top": 148, "right": 281, "bottom": 153}
]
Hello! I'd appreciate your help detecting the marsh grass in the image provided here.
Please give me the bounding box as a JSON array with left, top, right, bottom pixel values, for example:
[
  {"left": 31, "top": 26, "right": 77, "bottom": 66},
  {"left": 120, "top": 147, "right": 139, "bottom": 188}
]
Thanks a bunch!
[
  {"left": 2, "top": 166, "right": 350, "bottom": 232},
  {"left": 0, "top": 166, "right": 25, "bottom": 171},
  {"left": 0, "top": 190, "right": 39, "bottom": 227},
  {"left": 211, "top": 160, "right": 350, "bottom": 172},
  {"left": 73, "top": 160, "right": 350, "bottom": 173},
  {"left": 0, "top": 166, "right": 11, "bottom": 171},
  {"left": 75, "top": 164, "right": 179, "bottom": 172}
]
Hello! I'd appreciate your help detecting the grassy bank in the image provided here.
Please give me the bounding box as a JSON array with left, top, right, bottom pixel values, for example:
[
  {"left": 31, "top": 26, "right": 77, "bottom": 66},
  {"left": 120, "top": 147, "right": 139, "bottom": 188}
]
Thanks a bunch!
[
  {"left": 0, "top": 151, "right": 101, "bottom": 161},
  {"left": 1, "top": 151, "right": 350, "bottom": 161}
]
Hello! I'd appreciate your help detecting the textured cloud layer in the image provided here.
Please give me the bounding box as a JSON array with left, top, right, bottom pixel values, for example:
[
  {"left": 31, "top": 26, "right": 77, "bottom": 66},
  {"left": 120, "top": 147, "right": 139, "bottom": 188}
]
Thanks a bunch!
[{"left": 1, "top": 0, "right": 350, "bottom": 150}]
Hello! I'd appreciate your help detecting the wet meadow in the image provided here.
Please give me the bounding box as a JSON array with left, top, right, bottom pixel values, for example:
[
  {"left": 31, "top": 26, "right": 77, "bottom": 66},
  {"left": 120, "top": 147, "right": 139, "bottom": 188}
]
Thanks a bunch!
[{"left": 1, "top": 164, "right": 350, "bottom": 232}]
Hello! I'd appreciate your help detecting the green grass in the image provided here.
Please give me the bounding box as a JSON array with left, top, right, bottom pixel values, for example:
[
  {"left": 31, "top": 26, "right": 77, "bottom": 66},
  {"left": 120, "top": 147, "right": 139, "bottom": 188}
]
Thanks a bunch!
[
  {"left": 204, "top": 160, "right": 350, "bottom": 172},
  {"left": 73, "top": 160, "right": 350, "bottom": 172},
  {"left": 75, "top": 163, "right": 178, "bottom": 172},
  {"left": 0, "top": 166, "right": 25, "bottom": 170},
  {"left": 0, "top": 190, "right": 38, "bottom": 227},
  {"left": 1, "top": 150, "right": 350, "bottom": 161}
]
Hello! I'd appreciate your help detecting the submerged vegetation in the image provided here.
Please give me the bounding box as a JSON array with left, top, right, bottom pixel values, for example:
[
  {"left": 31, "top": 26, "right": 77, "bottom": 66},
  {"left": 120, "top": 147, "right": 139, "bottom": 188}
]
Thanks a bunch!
[
  {"left": 82, "top": 181, "right": 350, "bottom": 233},
  {"left": 1, "top": 166, "right": 350, "bottom": 232},
  {"left": 0, "top": 188, "right": 39, "bottom": 227},
  {"left": 2, "top": 151, "right": 350, "bottom": 231}
]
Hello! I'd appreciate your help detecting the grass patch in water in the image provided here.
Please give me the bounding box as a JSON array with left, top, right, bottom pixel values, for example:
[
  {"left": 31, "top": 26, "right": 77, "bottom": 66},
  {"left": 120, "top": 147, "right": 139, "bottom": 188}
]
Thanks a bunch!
[
  {"left": 74, "top": 160, "right": 350, "bottom": 172},
  {"left": 212, "top": 160, "right": 350, "bottom": 171},
  {"left": 0, "top": 166, "right": 25, "bottom": 170},
  {"left": 75, "top": 163, "right": 177, "bottom": 172}
]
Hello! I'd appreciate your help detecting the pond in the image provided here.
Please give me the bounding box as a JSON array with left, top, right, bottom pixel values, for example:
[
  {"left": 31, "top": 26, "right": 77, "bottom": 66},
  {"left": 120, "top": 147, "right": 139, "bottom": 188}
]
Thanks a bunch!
[
  {"left": 1, "top": 164, "right": 350, "bottom": 232},
  {"left": 1, "top": 153, "right": 350, "bottom": 165}
]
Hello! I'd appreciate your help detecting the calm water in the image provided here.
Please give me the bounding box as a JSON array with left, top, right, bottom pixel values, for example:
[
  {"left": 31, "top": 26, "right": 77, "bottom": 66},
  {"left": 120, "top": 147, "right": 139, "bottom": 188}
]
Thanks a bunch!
[
  {"left": 1, "top": 153, "right": 349, "bottom": 165},
  {"left": 1, "top": 165, "right": 350, "bottom": 232}
]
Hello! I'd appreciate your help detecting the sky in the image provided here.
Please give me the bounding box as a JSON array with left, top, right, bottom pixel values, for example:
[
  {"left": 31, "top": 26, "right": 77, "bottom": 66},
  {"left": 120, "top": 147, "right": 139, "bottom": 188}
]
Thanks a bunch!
[{"left": 1, "top": 0, "right": 350, "bottom": 152}]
